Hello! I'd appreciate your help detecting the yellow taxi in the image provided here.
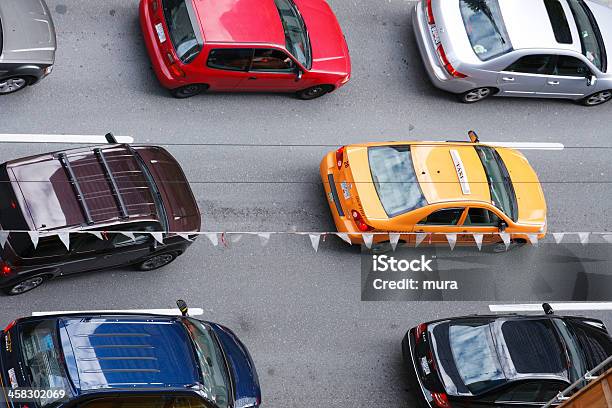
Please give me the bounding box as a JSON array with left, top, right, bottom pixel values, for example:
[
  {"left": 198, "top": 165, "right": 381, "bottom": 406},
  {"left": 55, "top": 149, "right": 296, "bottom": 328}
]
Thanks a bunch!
[{"left": 320, "top": 132, "right": 547, "bottom": 247}]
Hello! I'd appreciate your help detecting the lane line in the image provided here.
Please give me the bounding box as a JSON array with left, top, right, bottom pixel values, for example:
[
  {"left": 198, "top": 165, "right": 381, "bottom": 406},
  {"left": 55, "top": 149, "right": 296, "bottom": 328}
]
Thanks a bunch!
[
  {"left": 486, "top": 142, "right": 564, "bottom": 150},
  {"left": 0, "top": 134, "right": 134, "bottom": 144},
  {"left": 32, "top": 308, "right": 204, "bottom": 317},
  {"left": 489, "top": 303, "right": 612, "bottom": 312}
]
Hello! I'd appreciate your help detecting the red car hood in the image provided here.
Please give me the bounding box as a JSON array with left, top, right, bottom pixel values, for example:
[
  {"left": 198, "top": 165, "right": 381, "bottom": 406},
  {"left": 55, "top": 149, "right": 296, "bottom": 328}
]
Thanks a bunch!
[{"left": 294, "top": 0, "right": 350, "bottom": 74}]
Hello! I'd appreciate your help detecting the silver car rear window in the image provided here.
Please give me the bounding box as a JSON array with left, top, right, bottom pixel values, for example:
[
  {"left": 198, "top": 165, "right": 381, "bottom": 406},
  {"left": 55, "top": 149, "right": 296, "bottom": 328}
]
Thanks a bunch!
[{"left": 459, "top": 0, "right": 513, "bottom": 61}]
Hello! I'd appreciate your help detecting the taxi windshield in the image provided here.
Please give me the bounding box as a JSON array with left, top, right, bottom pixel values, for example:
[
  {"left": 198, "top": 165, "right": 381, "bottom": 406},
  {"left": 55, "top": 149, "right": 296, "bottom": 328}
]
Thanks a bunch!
[
  {"left": 368, "top": 146, "right": 427, "bottom": 217},
  {"left": 183, "top": 319, "right": 231, "bottom": 408},
  {"left": 475, "top": 146, "right": 517, "bottom": 222}
]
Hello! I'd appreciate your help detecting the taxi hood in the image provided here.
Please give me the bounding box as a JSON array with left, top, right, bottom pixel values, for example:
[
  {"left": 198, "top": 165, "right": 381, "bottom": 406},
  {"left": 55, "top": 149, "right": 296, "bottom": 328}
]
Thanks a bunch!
[
  {"left": 496, "top": 148, "right": 547, "bottom": 226},
  {"left": 294, "top": 0, "right": 350, "bottom": 74}
]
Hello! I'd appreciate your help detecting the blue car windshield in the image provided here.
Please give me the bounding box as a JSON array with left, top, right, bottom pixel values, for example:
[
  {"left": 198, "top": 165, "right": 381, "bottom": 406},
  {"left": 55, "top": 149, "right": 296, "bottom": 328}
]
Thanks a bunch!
[{"left": 183, "top": 319, "right": 231, "bottom": 408}]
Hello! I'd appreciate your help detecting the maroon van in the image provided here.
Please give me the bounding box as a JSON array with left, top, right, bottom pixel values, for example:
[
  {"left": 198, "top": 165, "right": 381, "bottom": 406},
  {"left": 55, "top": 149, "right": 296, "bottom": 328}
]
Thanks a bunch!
[{"left": 0, "top": 144, "right": 200, "bottom": 295}]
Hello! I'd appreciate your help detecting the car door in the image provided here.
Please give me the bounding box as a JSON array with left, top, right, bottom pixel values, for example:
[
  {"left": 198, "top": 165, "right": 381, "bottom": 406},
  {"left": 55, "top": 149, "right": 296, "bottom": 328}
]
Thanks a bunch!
[
  {"left": 497, "top": 54, "right": 555, "bottom": 96},
  {"left": 202, "top": 48, "right": 254, "bottom": 91},
  {"left": 240, "top": 48, "right": 302, "bottom": 91},
  {"left": 540, "top": 55, "right": 595, "bottom": 98},
  {"left": 72, "top": 222, "right": 161, "bottom": 271},
  {"left": 413, "top": 207, "right": 466, "bottom": 245},
  {"left": 459, "top": 207, "right": 505, "bottom": 246}
]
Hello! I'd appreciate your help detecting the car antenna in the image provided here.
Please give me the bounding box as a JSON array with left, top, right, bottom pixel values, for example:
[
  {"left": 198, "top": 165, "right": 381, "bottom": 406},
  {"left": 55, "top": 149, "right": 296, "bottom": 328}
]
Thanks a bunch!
[
  {"left": 468, "top": 130, "right": 480, "bottom": 143},
  {"left": 105, "top": 132, "right": 118, "bottom": 144},
  {"left": 542, "top": 303, "right": 554, "bottom": 315},
  {"left": 177, "top": 299, "right": 189, "bottom": 317}
]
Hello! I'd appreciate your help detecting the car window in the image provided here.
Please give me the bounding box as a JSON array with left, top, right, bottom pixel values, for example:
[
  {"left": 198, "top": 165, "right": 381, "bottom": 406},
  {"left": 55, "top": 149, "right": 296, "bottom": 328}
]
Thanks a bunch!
[
  {"left": 505, "top": 55, "right": 555, "bottom": 75},
  {"left": 80, "top": 396, "right": 210, "bottom": 408},
  {"left": 207, "top": 49, "right": 252, "bottom": 71},
  {"left": 544, "top": 0, "right": 573, "bottom": 44},
  {"left": 464, "top": 208, "right": 500, "bottom": 226},
  {"left": 459, "top": 0, "right": 513, "bottom": 60},
  {"left": 162, "top": 0, "right": 201, "bottom": 63},
  {"left": 251, "top": 49, "right": 295, "bottom": 72},
  {"left": 567, "top": 0, "right": 606, "bottom": 72},
  {"left": 554, "top": 55, "right": 591, "bottom": 76},
  {"left": 10, "top": 235, "right": 68, "bottom": 259},
  {"left": 107, "top": 222, "right": 161, "bottom": 248},
  {"left": 495, "top": 381, "right": 566, "bottom": 403},
  {"left": 418, "top": 208, "right": 464, "bottom": 225}
]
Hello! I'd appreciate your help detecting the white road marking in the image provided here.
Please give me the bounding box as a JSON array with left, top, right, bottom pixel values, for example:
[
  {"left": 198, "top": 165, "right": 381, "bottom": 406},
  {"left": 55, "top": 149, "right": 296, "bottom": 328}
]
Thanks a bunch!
[
  {"left": 32, "top": 308, "right": 204, "bottom": 317},
  {"left": 489, "top": 303, "right": 612, "bottom": 312},
  {"left": 0, "top": 134, "right": 134, "bottom": 144},
  {"left": 486, "top": 142, "right": 564, "bottom": 150}
]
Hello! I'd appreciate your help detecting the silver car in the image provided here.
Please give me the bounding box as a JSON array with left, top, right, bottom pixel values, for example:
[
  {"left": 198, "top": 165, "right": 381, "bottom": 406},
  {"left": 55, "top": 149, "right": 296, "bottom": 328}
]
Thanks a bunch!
[
  {"left": 0, "top": 0, "right": 57, "bottom": 95},
  {"left": 413, "top": 0, "right": 612, "bottom": 106}
]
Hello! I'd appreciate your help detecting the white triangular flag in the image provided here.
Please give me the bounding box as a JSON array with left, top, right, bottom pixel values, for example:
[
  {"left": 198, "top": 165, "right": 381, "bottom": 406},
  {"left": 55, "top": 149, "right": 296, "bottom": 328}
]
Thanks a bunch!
[
  {"left": 552, "top": 233, "right": 565, "bottom": 244},
  {"left": 27, "top": 231, "right": 39, "bottom": 249},
  {"left": 88, "top": 231, "right": 103, "bottom": 240},
  {"left": 603, "top": 234, "right": 612, "bottom": 244},
  {"left": 577, "top": 232, "right": 589, "bottom": 246},
  {"left": 120, "top": 232, "right": 135, "bottom": 242},
  {"left": 0, "top": 231, "right": 8, "bottom": 249},
  {"left": 151, "top": 232, "right": 164, "bottom": 245},
  {"left": 177, "top": 233, "right": 193, "bottom": 242},
  {"left": 389, "top": 233, "right": 400, "bottom": 251},
  {"left": 446, "top": 233, "right": 457, "bottom": 251},
  {"left": 309, "top": 234, "right": 321, "bottom": 252},
  {"left": 57, "top": 232, "right": 70, "bottom": 250},
  {"left": 336, "top": 233, "right": 351, "bottom": 245},
  {"left": 499, "top": 233, "right": 511, "bottom": 251},
  {"left": 362, "top": 233, "right": 373, "bottom": 249},
  {"left": 472, "top": 233, "right": 483, "bottom": 251},
  {"left": 415, "top": 233, "right": 427, "bottom": 247},
  {"left": 528, "top": 234, "right": 539, "bottom": 246},
  {"left": 258, "top": 233, "right": 271, "bottom": 246},
  {"left": 205, "top": 233, "right": 219, "bottom": 247}
]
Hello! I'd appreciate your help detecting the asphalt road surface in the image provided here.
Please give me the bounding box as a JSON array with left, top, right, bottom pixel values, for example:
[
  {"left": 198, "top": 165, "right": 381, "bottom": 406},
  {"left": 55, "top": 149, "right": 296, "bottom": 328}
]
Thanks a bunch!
[{"left": 1, "top": 1, "right": 611, "bottom": 407}]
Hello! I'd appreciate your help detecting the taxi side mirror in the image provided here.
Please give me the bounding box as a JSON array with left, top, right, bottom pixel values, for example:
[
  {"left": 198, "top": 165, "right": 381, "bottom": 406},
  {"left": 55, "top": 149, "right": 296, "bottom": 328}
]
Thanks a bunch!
[
  {"left": 468, "top": 130, "right": 480, "bottom": 143},
  {"left": 498, "top": 221, "right": 507, "bottom": 232}
]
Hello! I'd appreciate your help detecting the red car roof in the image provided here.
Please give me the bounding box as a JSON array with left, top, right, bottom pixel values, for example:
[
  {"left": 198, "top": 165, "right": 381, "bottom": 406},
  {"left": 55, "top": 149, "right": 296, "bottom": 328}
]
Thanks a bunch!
[{"left": 192, "top": 0, "right": 286, "bottom": 45}]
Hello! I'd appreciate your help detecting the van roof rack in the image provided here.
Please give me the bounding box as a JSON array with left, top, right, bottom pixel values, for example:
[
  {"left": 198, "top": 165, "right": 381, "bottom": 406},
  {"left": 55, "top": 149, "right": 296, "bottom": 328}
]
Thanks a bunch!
[{"left": 58, "top": 152, "right": 94, "bottom": 225}]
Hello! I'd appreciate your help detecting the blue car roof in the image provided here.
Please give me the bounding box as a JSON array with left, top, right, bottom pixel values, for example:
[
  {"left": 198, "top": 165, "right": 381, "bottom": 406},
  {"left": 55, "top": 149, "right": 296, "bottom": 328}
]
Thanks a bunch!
[{"left": 58, "top": 316, "right": 200, "bottom": 393}]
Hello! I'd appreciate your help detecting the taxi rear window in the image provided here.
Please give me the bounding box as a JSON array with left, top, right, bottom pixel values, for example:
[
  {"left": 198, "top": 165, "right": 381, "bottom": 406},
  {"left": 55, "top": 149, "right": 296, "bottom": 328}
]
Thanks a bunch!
[{"left": 368, "top": 146, "right": 427, "bottom": 217}]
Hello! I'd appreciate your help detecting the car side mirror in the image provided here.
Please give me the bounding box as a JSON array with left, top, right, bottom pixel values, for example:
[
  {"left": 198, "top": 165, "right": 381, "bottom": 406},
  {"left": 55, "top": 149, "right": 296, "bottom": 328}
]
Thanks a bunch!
[
  {"left": 498, "top": 221, "right": 507, "bottom": 232},
  {"left": 587, "top": 75, "right": 597, "bottom": 87},
  {"left": 295, "top": 69, "right": 303, "bottom": 82}
]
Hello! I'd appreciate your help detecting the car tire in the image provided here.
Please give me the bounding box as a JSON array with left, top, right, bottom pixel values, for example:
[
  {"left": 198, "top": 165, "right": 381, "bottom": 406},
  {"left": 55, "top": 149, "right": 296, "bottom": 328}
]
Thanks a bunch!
[
  {"left": 0, "top": 76, "right": 31, "bottom": 95},
  {"left": 297, "top": 85, "right": 334, "bottom": 100},
  {"left": 2, "top": 275, "right": 49, "bottom": 296},
  {"left": 581, "top": 90, "right": 612, "bottom": 106},
  {"left": 170, "top": 84, "right": 207, "bottom": 99},
  {"left": 458, "top": 87, "right": 494, "bottom": 104},
  {"left": 135, "top": 252, "right": 178, "bottom": 271}
]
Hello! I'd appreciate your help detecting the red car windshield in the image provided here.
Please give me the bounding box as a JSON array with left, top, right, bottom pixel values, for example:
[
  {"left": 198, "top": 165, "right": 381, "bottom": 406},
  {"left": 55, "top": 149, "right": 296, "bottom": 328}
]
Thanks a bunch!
[{"left": 274, "top": 0, "right": 312, "bottom": 69}]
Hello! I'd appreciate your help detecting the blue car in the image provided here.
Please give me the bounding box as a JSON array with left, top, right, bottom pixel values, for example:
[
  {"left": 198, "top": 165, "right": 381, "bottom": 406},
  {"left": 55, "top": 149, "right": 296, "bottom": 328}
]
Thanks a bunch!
[{"left": 0, "top": 304, "right": 261, "bottom": 408}]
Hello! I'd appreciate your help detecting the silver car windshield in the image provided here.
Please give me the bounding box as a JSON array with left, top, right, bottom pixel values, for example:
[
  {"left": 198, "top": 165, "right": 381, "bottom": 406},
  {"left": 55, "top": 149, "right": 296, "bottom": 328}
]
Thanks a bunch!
[
  {"left": 566, "top": 0, "right": 606, "bottom": 72},
  {"left": 460, "top": 0, "right": 513, "bottom": 61}
]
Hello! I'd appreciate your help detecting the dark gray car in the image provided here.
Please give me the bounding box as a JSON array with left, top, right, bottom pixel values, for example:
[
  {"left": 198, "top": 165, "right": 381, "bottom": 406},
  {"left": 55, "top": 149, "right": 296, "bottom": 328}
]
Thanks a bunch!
[{"left": 0, "top": 0, "right": 57, "bottom": 95}]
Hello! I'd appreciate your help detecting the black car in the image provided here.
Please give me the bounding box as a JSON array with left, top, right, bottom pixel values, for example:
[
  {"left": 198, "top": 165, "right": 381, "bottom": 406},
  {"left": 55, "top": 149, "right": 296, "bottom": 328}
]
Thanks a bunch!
[
  {"left": 0, "top": 302, "right": 261, "bottom": 407},
  {"left": 0, "top": 143, "right": 201, "bottom": 295},
  {"left": 402, "top": 307, "right": 612, "bottom": 407}
]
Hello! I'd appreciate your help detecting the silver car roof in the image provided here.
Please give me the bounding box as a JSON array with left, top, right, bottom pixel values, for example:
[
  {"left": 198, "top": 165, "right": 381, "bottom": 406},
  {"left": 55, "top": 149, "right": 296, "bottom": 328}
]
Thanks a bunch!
[{"left": 0, "top": 0, "right": 57, "bottom": 64}]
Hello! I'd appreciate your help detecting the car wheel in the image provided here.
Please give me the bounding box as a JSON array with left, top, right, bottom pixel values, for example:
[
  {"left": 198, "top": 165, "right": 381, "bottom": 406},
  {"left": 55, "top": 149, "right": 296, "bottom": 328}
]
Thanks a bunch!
[
  {"left": 170, "top": 84, "right": 207, "bottom": 99},
  {"left": 297, "top": 85, "right": 333, "bottom": 100},
  {"left": 581, "top": 90, "right": 612, "bottom": 106},
  {"left": 459, "top": 87, "right": 493, "bottom": 104},
  {"left": 3, "top": 276, "right": 48, "bottom": 296},
  {"left": 0, "top": 77, "right": 29, "bottom": 95},
  {"left": 135, "top": 253, "right": 177, "bottom": 271}
]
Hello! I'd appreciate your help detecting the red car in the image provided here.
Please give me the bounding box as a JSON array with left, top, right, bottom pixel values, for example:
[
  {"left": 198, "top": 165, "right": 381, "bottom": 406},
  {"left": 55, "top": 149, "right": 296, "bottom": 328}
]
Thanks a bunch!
[{"left": 139, "top": 0, "right": 351, "bottom": 99}]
